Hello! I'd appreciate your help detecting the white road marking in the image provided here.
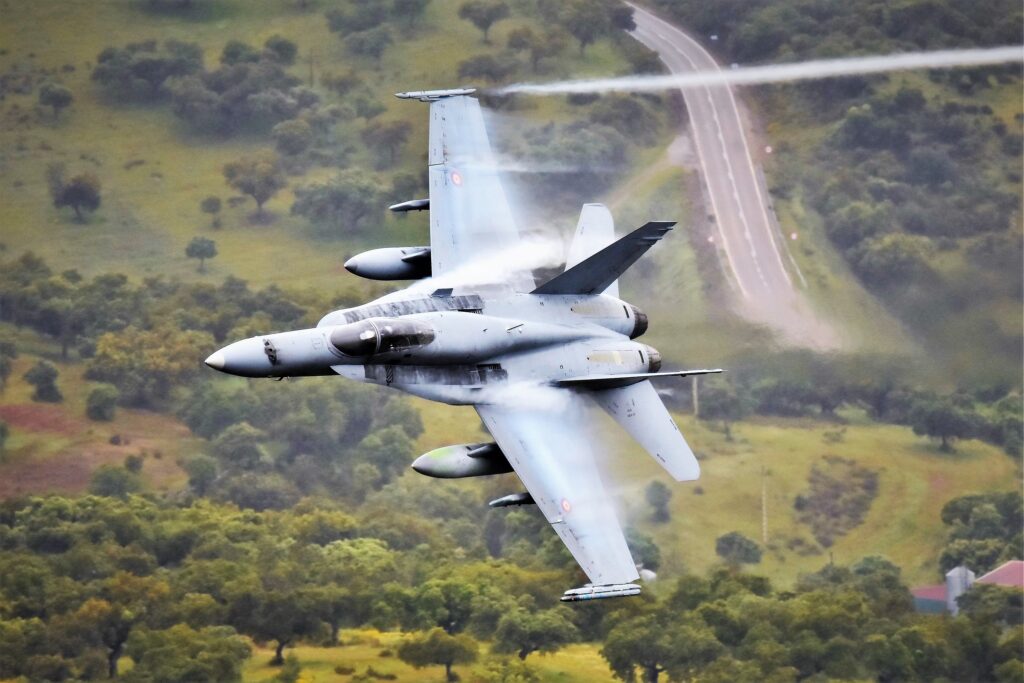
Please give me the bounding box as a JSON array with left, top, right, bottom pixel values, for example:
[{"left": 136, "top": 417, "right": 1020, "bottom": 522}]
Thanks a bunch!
[{"left": 630, "top": 4, "right": 795, "bottom": 296}]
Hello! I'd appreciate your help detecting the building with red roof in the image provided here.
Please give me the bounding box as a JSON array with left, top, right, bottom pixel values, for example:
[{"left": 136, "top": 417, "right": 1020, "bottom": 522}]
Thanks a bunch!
[{"left": 911, "top": 560, "right": 1023, "bottom": 615}]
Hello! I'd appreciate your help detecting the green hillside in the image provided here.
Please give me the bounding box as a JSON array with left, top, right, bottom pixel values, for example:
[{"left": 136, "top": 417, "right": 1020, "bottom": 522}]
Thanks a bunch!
[{"left": 0, "top": 1, "right": 1021, "bottom": 682}]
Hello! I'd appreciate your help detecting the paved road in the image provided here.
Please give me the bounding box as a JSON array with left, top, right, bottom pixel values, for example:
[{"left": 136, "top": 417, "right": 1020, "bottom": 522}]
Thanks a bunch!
[{"left": 628, "top": 4, "right": 796, "bottom": 306}]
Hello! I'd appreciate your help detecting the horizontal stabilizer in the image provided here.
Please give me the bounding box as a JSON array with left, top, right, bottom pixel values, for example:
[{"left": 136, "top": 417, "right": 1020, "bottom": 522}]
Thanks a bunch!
[
  {"left": 556, "top": 369, "right": 722, "bottom": 390},
  {"left": 590, "top": 380, "right": 700, "bottom": 481},
  {"left": 532, "top": 221, "right": 675, "bottom": 295}
]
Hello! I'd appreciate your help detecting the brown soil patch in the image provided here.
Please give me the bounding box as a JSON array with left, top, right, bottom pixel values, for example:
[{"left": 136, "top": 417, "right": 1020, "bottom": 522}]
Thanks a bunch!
[
  {"left": 929, "top": 472, "right": 951, "bottom": 496},
  {"left": 0, "top": 447, "right": 124, "bottom": 498},
  {"left": 0, "top": 404, "right": 87, "bottom": 437},
  {"left": 0, "top": 408, "right": 192, "bottom": 498}
]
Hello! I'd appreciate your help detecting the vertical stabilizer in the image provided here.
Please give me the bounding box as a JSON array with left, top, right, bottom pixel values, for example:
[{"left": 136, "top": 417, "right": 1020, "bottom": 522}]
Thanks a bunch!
[{"left": 567, "top": 204, "right": 618, "bottom": 298}]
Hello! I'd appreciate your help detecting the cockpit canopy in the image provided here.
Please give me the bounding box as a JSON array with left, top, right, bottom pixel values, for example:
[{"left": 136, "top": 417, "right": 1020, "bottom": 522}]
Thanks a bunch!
[{"left": 329, "top": 318, "right": 435, "bottom": 357}]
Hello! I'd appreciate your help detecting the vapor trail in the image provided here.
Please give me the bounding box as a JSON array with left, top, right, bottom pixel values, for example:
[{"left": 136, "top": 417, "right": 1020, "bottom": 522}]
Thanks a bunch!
[{"left": 496, "top": 45, "right": 1023, "bottom": 96}]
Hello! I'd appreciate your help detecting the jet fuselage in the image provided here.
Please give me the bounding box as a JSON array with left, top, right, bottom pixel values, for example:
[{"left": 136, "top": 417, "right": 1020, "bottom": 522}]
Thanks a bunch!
[{"left": 205, "top": 286, "right": 658, "bottom": 405}]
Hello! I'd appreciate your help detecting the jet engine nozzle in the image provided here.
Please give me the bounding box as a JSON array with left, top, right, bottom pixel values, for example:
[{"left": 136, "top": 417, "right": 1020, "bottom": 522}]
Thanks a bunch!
[
  {"left": 629, "top": 305, "right": 649, "bottom": 339},
  {"left": 645, "top": 345, "right": 662, "bottom": 373},
  {"left": 344, "top": 247, "right": 431, "bottom": 281},
  {"left": 411, "top": 442, "right": 513, "bottom": 478}
]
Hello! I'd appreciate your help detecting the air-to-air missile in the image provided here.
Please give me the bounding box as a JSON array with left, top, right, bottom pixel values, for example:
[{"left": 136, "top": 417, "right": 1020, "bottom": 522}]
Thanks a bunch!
[
  {"left": 560, "top": 583, "right": 643, "bottom": 602},
  {"left": 488, "top": 492, "right": 535, "bottom": 508}
]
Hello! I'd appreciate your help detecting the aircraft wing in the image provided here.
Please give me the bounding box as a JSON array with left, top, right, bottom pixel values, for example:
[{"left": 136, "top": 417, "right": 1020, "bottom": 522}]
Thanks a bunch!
[
  {"left": 476, "top": 397, "right": 640, "bottom": 587},
  {"left": 416, "top": 93, "right": 527, "bottom": 283}
]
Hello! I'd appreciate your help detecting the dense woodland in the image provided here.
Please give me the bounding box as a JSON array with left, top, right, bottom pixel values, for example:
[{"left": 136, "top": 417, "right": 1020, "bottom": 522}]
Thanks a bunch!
[
  {"left": 657, "top": 0, "right": 1024, "bottom": 381},
  {"left": 0, "top": 0, "right": 1021, "bottom": 681}
]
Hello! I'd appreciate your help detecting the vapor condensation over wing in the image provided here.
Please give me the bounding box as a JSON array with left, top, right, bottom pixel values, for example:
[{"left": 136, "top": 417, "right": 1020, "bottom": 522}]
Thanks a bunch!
[{"left": 497, "top": 45, "right": 1024, "bottom": 96}]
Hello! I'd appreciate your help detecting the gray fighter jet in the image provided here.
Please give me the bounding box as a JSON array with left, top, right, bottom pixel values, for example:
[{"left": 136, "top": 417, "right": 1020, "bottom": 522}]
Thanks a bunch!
[{"left": 204, "top": 88, "right": 720, "bottom": 602}]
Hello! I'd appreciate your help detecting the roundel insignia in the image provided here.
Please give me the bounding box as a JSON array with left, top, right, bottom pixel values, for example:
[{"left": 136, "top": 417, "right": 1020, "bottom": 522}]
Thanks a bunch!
[
  {"left": 450, "top": 170, "right": 463, "bottom": 186},
  {"left": 561, "top": 499, "right": 572, "bottom": 513}
]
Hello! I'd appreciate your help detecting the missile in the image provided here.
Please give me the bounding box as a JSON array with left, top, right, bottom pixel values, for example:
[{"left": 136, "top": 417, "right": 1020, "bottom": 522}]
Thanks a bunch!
[
  {"left": 395, "top": 88, "right": 477, "bottom": 102},
  {"left": 488, "top": 492, "right": 534, "bottom": 508},
  {"left": 411, "top": 442, "right": 513, "bottom": 479},
  {"left": 389, "top": 198, "right": 429, "bottom": 212},
  {"left": 560, "top": 583, "right": 642, "bottom": 603}
]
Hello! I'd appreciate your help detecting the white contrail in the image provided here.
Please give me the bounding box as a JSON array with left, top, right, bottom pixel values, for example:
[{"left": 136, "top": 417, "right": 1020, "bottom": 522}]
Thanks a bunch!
[
  {"left": 496, "top": 45, "right": 1024, "bottom": 96},
  {"left": 404, "top": 236, "right": 564, "bottom": 293}
]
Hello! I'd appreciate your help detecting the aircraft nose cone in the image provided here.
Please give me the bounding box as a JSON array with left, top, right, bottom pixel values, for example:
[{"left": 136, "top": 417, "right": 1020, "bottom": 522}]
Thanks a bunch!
[
  {"left": 204, "top": 351, "right": 226, "bottom": 369},
  {"left": 203, "top": 338, "right": 272, "bottom": 377},
  {"left": 344, "top": 256, "right": 360, "bottom": 275}
]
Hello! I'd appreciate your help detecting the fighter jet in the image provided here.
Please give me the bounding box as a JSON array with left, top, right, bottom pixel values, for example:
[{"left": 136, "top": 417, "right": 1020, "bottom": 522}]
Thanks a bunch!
[{"left": 204, "top": 88, "right": 720, "bottom": 602}]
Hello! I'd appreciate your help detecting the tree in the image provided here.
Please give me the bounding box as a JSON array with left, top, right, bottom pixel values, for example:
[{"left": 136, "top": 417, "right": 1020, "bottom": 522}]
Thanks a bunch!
[
  {"left": 645, "top": 480, "right": 672, "bottom": 523},
  {"left": 234, "top": 588, "right": 321, "bottom": 665},
  {"left": 38, "top": 83, "right": 73, "bottom": 120},
  {"left": 589, "top": 95, "right": 660, "bottom": 145},
  {"left": 263, "top": 35, "right": 298, "bottom": 65},
  {"left": 356, "top": 426, "right": 414, "bottom": 483},
  {"left": 123, "top": 624, "right": 251, "bottom": 683},
  {"left": 223, "top": 154, "right": 286, "bottom": 218},
  {"left": 909, "top": 396, "right": 978, "bottom": 451},
  {"left": 699, "top": 382, "right": 751, "bottom": 440},
  {"left": 92, "top": 40, "right": 203, "bottom": 100},
  {"left": 211, "top": 422, "right": 270, "bottom": 471},
  {"left": 413, "top": 579, "right": 475, "bottom": 634},
  {"left": 86, "top": 384, "right": 119, "bottom": 421},
  {"left": 507, "top": 27, "right": 567, "bottom": 72},
  {"left": 86, "top": 325, "right": 215, "bottom": 407},
  {"left": 89, "top": 465, "right": 142, "bottom": 498},
  {"left": 626, "top": 528, "right": 662, "bottom": 571},
  {"left": 715, "top": 531, "right": 762, "bottom": 566},
  {"left": 397, "top": 628, "right": 478, "bottom": 682},
  {"left": 602, "top": 614, "right": 677, "bottom": 683},
  {"left": 562, "top": 0, "right": 611, "bottom": 54},
  {"left": 79, "top": 573, "right": 171, "bottom": 677},
  {"left": 272, "top": 119, "right": 313, "bottom": 156},
  {"left": 0, "top": 422, "right": 7, "bottom": 455},
  {"left": 458, "top": 0, "right": 509, "bottom": 43},
  {"left": 457, "top": 54, "right": 515, "bottom": 84},
  {"left": 47, "top": 165, "right": 102, "bottom": 222},
  {"left": 0, "top": 340, "right": 19, "bottom": 392},
  {"left": 325, "top": 3, "right": 388, "bottom": 36},
  {"left": 290, "top": 172, "right": 382, "bottom": 236},
  {"left": 186, "top": 237, "right": 218, "bottom": 273},
  {"left": 493, "top": 608, "right": 579, "bottom": 660},
  {"left": 184, "top": 454, "right": 218, "bottom": 496},
  {"left": 220, "top": 40, "right": 261, "bottom": 66},
  {"left": 24, "top": 360, "right": 62, "bottom": 402},
  {"left": 392, "top": 0, "right": 431, "bottom": 27},
  {"left": 361, "top": 120, "right": 412, "bottom": 168},
  {"left": 200, "top": 196, "right": 222, "bottom": 228},
  {"left": 610, "top": 6, "right": 636, "bottom": 31},
  {"left": 851, "top": 233, "right": 933, "bottom": 285},
  {"left": 345, "top": 26, "right": 393, "bottom": 59}
]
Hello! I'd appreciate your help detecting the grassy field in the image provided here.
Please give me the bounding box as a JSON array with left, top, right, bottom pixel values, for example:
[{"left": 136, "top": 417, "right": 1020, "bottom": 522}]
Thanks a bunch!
[
  {"left": 0, "top": 0, "right": 636, "bottom": 292},
  {"left": 243, "top": 632, "right": 615, "bottom": 683},
  {"left": 409, "top": 394, "right": 1016, "bottom": 589},
  {"left": 2, "top": 316, "right": 1012, "bottom": 591},
  {"left": 0, "top": 0, "right": 1018, "bottom": 640}
]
